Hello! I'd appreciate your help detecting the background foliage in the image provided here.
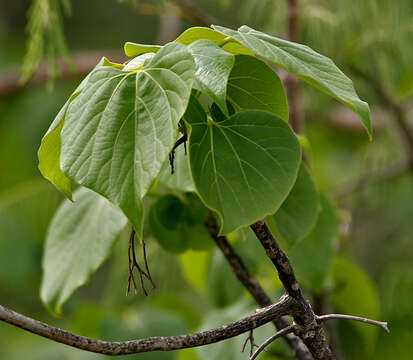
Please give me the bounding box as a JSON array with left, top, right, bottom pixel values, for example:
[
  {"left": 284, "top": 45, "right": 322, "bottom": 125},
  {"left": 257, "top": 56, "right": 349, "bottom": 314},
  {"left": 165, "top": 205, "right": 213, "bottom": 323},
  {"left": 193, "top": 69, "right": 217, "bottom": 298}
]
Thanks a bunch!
[{"left": 1, "top": 0, "right": 412, "bottom": 359}]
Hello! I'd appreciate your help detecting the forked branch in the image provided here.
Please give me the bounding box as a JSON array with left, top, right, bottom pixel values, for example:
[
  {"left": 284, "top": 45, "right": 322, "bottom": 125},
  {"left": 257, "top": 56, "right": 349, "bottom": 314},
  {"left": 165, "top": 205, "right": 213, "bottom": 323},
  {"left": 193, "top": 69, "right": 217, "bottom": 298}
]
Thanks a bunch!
[{"left": 0, "top": 295, "right": 299, "bottom": 355}]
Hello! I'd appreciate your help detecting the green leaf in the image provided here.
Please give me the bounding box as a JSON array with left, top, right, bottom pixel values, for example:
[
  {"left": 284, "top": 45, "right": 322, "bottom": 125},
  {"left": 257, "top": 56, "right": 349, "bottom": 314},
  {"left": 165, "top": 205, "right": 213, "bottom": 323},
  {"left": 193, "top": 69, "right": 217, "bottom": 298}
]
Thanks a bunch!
[
  {"left": 274, "top": 163, "right": 320, "bottom": 245},
  {"left": 124, "top": 42, "right": 161, "bottom": 57},
  {"left": 187, "top": 104, "right": 301, "bottom": 235},
  {"left": 41, "top": 187, "right": 127, "bottom": 315},
  {"left": 149, "top": 194, "right": 213, "bottom": 253},
  {"left": 213, "top": 25, "right": 372, "bottom": 138},
  {"left": 227, "top": 55, "right": 288, "bottom": 121},
  {"left": 149, "top": 194, "right": 189, "bottom": 253},
  {"left": 60, "top": 43, "right": 196, "bottom": 236},
  {"left": 188, "top": 40, "right": 235, "bottom": 115},
  {"left": 175, "top": 27, "right": 253, "bottom": 56},
  {"left": 331, "top": 256, "right": 380, "bottom": 354},
  {"left": 157, "top": 144, "right": 195, "bottom": 192},
  {"left": 123, "top": 53, "right": 155, "bottom": 71},
  {"left": 288, "top": 194, "right": 338, "bottom": 293},
  {"left": 38, "top": 59, "right": 106, "bottom": 199}
]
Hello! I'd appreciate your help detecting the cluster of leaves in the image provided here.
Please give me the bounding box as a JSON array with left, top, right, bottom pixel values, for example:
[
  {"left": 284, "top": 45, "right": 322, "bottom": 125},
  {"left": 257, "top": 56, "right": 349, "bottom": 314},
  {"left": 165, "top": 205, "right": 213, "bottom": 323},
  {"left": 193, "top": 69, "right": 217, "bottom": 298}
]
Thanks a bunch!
[{"left": 38, "top": 25, "right": 370, "bottom": 314}]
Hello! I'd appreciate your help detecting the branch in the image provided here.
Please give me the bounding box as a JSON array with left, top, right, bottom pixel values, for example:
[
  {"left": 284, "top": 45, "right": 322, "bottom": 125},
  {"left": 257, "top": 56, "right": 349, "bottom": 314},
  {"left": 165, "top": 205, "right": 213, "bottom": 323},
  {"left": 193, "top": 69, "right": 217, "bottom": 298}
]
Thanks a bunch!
[
  {"left": 0, "top": 296, "right": 299, "bottom": 356},
  {"left": 205, "top": 212, "right": 313, "bottom": 360},
  {"left": 250, "top": 313, "right": 389, "bottom": 360},
  {"left": 250, "top": 220, "right": 333, "bottom": 360},
  {"left": 250, "top": 324, "right": 296, "bottom": 360},
  {"left": 317, "top": 314, "right": 389, "bottom": 333}
]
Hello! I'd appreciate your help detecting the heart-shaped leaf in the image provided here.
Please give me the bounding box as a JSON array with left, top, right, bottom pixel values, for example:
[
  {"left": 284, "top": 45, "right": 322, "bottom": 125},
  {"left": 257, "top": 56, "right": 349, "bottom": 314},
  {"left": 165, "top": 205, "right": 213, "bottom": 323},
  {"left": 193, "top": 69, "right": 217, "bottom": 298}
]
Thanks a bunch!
[
  {"left": 227, "top": 55, "right": 288, "bottom": 121},
  {"left": 186, "top": 100, "right": 301, "bottom": 235},
  {"left": 213, "top": 25, "right": 372, "bottom": 138},
  {"left": 41, "top": 187, "right": 127, "bottom": 315},
  {"left": 60, "top": 43, "right": 196, "bottom": 236}
]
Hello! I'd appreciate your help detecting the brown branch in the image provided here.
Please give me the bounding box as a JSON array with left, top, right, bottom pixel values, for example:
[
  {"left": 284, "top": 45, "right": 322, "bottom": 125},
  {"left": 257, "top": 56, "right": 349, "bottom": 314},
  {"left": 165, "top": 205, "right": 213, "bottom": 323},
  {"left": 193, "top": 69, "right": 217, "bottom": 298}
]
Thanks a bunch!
[
  {"left": 251, "top": 313, "right": 389, "bottom": 360},
  {"left": 205, "top": 212, "right": 313, "bottom": 360},
  {"left": 0, "top": 295, "right": 299, "bottom": 355},
  {"left": 317, "top": 314, "right": 389, "bottom": 333},
  {"left": 250, "top": 324, "right": 296, "bottom": 360},
  {"left": 250, "top": 220, "right": 333, "bottom": 360},
  {"left": 169, "top": 0, "right": 215, "bottom": 27}
]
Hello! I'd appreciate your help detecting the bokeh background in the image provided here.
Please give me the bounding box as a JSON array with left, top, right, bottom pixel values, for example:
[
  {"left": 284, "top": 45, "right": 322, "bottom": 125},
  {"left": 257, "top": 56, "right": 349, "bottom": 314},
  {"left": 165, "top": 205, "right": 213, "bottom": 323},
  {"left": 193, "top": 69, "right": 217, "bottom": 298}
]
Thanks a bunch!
[{"left": 1, "top": 0, "right": 412, "bottom": 359}]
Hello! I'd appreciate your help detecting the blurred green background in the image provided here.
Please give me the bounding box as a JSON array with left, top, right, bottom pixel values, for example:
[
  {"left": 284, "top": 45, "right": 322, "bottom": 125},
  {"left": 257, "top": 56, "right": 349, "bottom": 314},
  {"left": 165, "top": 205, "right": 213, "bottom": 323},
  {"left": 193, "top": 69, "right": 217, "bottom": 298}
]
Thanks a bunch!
[{"left": 1, "top": 0, "right": 412, "bottom": 359}]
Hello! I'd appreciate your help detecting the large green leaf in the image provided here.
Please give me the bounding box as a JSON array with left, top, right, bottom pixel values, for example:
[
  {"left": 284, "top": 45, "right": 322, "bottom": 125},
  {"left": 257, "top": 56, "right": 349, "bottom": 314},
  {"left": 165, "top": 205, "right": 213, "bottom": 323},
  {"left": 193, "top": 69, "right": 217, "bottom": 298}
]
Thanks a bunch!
[
  {"left": 186, "top": 100, "right": 301, "bottom": 235},
  {"left": 41, "top": 187, "right": 127, "bottom": 315},
  {"left": 38, "top": 60, "right": 105, "bottom": 200},
  {"left": 188, "top": 40, "right": 234, "bottom": 115},
  {"left": 273, "top": 163, "right": 320, "bottom": 245},
  {"left": 213, "top": 25, "right": 372, "bottom": 138},
  {"left": 175, "top": 27, "right": 253, "bottom": 56},
  {"left": 288, "top": 194, "right": 338, "bottom": 293},
  {"left": 227, "top": 55, "right": 288, "bottom": 121},
  {"left": 60, "top": 43, "right": 196, "bottom": 236}
]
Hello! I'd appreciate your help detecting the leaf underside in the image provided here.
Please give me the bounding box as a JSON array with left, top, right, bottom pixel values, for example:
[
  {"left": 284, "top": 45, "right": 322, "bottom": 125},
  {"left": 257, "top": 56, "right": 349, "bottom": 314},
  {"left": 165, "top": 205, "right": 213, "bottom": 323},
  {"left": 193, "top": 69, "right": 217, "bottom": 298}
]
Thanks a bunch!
[{"left": 60, "top": 43, "right": 195, "bottom": 236}]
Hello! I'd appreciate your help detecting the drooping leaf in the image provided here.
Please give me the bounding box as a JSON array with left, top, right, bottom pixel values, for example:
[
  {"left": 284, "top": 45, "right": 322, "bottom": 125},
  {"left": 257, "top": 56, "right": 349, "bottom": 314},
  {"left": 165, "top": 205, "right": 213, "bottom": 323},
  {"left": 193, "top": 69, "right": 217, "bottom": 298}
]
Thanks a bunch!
[
  {"left": 188, "top": 40, "right": 234, "bottom": 115},
  {"left": 186, "top": 101, "right": 301, "bottom": 235},
  {"left": 227, "top": 55, "right": 288, "bottom": 121},
  {"left": 175, "top": 27, "right": 253, "bottom": 56},
  {"left": 41, "top": 187, "right": 128, "bottom": 315},
  {"left": 288, "top": 194, "right": 338, "bottom": 293},
  {"left": 274, "top": 163, "right": 320, "bottom": 245},
  {"left": 60, "top": 43, "right": 196, "bottom": 236},
  {"left": 213, "top": 25, "right": 372, "bottom": 138},
  {"left": 124, "top": 42, "right": 161, "bottom": 57}
]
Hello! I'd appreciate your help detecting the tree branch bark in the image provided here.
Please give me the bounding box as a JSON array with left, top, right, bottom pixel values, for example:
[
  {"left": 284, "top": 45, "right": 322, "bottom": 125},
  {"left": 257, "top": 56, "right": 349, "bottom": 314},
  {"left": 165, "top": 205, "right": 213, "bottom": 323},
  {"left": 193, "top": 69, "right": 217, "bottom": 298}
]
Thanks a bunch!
[
  {"left": 205, "top": 212, "right": 313, "bottom": 360},
  {"left": 250, "top": 220, "right": 333, "bottom": 360},
  {"left": 0, "top": 296, "right": 299, "bottom": 356}
]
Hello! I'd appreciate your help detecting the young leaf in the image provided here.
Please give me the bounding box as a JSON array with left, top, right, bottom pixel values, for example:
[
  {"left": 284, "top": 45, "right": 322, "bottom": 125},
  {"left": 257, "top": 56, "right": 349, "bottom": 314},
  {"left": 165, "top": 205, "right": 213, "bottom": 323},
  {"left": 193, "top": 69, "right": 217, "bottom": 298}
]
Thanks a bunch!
[
  {"left": 124, "top": 42, "right": 161, "bottom": 57},
  {"left": 188, "top": 40, "right": 235, "bottom": 115},
  {"left": 273, "top": 163, "right": 320, "bottom": 245},
  {"left": 186, "top": 103, "right": 301, "bottom": 235},
  {"left": 123, "top": 52, "right": 155, "bottom": 71},
  {"left": 227, "top": 55, "right": 288, "bottom": 121},
  {"left": 213, "top": 25, "right": 372, "bottom": 138},
  {"left": 41, "top": 187, "right": 127, "bottom": 315},
  {"left": 60, "top": 43, "right": 196, "bottom": 236},
  {"left": 288, "top": 194, "right": 338, "bottom": 293},
  {"left": 175, "top": 26, "right": 253, "bottom": 56}
]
